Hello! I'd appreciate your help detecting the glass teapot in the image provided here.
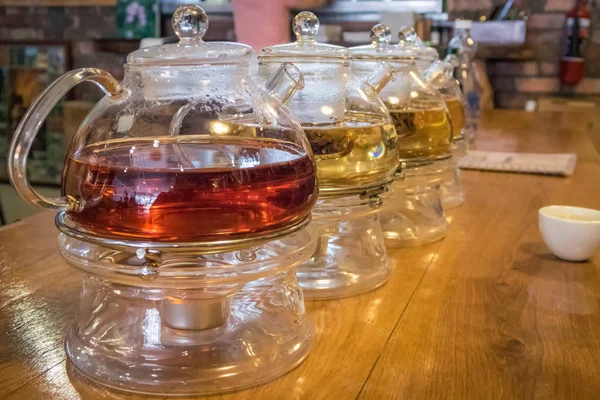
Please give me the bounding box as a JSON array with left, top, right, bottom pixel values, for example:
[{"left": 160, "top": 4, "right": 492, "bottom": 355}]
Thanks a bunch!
[
  {"left": 8, "top": 5, "right": 317, "bottom": 244},
  {"left": 440, "top": 54, "right": 467, "bottom": 141},
  {"left": 258, "top": 12, "right": 398, "bottom": 197},
  {"left": 398, "top": 27, "right": 466, "bottom": 141},
  {"left": 350, "top": 24, "right": 453, "bottom": 163}
]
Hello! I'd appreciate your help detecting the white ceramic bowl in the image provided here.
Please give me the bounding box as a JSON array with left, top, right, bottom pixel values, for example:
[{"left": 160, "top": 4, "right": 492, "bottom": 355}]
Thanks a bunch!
[{"left": 539, "top": 206, "right": 600, "bottom": 262}]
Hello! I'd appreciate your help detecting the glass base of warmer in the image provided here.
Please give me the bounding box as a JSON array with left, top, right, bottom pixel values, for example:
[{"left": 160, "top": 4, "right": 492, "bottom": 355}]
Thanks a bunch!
[
  {"left": 381, "top": 173, "right": 448, "bottom": 248},
  {"left": 59, "top": 225, "right": 317, "bottom": 396},
  {"left": 440, "top": 161, "right": 464, "bottom": 210},
  {"left": 440, "top": 139, "right": 468, "bottom": 210},
  {"left": 65, "top": 276, "right": 313, "bottom": 396},
  {"left": 297, "top": 199, "right": 393, "bottom": 300}
]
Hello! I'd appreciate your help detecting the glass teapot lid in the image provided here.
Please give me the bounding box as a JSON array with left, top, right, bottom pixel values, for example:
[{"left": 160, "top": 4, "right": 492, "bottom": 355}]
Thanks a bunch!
[
  {"left": 257, "top": 12, "right": 351, "bottom": 128},
  {"left": 259, "top": 11, "right": 347, "bottom": 60},
  {"left": 127, "top": 5, "right": 252, "bottom": 66},
  {"left": 395, "top": 27, "right": 439, "bottom": 66},
  {"left": 348, "top": 24, "right": 415, "bottom": 61}
]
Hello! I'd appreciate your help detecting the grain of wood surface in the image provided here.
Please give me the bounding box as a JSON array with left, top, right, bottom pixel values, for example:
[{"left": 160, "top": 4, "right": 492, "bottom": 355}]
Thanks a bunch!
[{"left": 1, "top": 110, "right": 599, "bottom": 399}]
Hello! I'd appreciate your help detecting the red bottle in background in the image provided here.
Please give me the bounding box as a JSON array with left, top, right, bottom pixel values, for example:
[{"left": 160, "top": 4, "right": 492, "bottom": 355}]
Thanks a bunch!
[{"left": 559, "top": 0, "right": 591, "bottom": 85}]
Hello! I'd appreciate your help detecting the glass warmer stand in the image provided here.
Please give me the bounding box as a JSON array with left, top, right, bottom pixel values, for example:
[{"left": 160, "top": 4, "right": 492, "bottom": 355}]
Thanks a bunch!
[
  {"left": 59, "top": 216, "right": 317, "bottom": 396},
  {"left": 297, "top": 191, "right": 393, "bottom": 300}
]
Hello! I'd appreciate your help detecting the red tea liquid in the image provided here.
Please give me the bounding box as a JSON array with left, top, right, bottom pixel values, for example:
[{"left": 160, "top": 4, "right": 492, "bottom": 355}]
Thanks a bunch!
[{"left": 63, "top": 136, "right": 317, "bottom": 242}]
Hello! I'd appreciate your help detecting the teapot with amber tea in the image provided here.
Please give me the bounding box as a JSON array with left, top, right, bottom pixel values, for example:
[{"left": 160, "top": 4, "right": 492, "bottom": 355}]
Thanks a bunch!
[
  {"left": 350, "top": 24, "right": 455, "bottom": 248},
  {"left": 258, "top": 12, "right": 399, "bottom": 299},
  {"left": 7, "top": 5, "right": 319, "bottom": 396},
  {"left": 350, "top": 24, "right": 453, "bottom": 163},
  {"left": 395, "top": 27, "right": 468, "bottom": 210},
  {"left": 259, "top": 12, "right": 398, "bottom": 197},
  {"left": 397, "top": 27, "right": 466, "bottom": 142}
]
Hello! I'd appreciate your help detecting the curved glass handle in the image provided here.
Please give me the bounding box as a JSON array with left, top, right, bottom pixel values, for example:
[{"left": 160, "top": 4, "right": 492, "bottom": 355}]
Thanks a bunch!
[{"left": 8, "top": 68, "right": 123, "bottom": 211}]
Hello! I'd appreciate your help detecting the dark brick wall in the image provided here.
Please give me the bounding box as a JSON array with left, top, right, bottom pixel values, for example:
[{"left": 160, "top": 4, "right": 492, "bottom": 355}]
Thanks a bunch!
[
  {"left": 451, "top": 0, "right": 600, "bottom": 108},
  {"left": 2, "top": 2, "right": 600, "bottom": 108},
  {"left": 0, "top": 6, "right": 126, "bottom": 101}
]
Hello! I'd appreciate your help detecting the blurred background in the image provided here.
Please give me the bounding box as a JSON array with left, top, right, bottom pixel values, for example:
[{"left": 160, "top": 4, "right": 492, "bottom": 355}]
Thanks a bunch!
[{"left": 0, "top": 0, "right": 596, "bottom": 224}]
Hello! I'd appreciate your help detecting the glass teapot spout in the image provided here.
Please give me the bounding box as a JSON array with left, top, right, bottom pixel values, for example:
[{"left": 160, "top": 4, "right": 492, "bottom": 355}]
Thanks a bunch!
[
  {"left": 423, "top": 59, "right": 454, "bottom": 90},
  {"left": 444, "top": 54, "right": 460, "bottom": 69},
  {"left": 266, "top": 62, "right": 305, "bottom": 105},
  {"left": 362, "top": 62, "right": 396, "bottom": 94}
]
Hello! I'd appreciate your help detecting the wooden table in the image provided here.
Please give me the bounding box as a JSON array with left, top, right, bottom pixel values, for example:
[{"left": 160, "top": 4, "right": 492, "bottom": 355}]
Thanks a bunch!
[{"left": 1, "top": 110, "right": 600, "bottom": 399}]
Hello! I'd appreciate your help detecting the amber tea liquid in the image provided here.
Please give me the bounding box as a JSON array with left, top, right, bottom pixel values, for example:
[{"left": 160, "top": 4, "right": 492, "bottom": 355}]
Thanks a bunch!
[
  {"left": 63, "top": 136, "right": 317, "bottom": 242},
  {"left": 302, "top": 114, "right": 398, "bottom": 191},
  {"left": 384, "top": 102, "right": 453, "bottom": 161},
  {"left": 444, "top": 95, "right": 466, "bottom": 140}
]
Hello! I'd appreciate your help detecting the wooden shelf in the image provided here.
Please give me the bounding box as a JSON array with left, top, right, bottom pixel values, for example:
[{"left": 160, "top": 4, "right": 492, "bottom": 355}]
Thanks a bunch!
[
  {"left": 432, "top": 44, "right": 534, "bottom": 61},
  {"left": 477, "top": 45, "right": 534, "bottom": 61},
  {"left": 9, "top": 66, "right": 48, "bottom": 72},
  {"left": 94, "top": 39, "right": 140, "bottom": 55}
]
